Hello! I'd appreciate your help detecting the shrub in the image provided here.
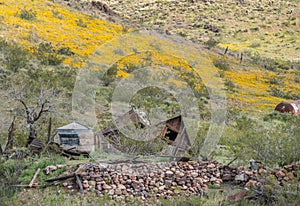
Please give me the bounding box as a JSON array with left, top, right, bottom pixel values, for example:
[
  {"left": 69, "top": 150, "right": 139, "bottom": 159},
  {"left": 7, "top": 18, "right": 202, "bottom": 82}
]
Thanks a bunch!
[
  {"left": 204, "top": 38, "right": 219, "bottom": 49},
  {"left": 250, "top": 56, "right": 279, "bottom": 71},
  {"left": 76, "top": 19, "right": 87, "bottom": 28},
  {"left": 57, "top": 47, "right": 74, "bottom": 56},
  {"left": 224, "top": 79, "right": 235, "bottom": 91},
  {"left": 36, "top": 42, "right": 64, "bottom": 65},
  {"left": 108, "top": 133, "right": 168, "bottom": 155},
  {"left": 222, "top": 115, "right": 300, "bottom": 167},
  {"left": 268, "top": 77, "right": 281, "bottom": 85},
  {"left": 268, "top": 87, "right": 299, "bottom": 99},
  {"left": 213, "top": 58, "right": 231, "bottom": 71},
  {"left": 18, "top": 9, "right": 36, "bottom": 20},
  {"left": 0, "top": 154, "right": 28, "bottom": 199},
  {"left": 0, "top": 39, "right": 29, "bottom": 73}
]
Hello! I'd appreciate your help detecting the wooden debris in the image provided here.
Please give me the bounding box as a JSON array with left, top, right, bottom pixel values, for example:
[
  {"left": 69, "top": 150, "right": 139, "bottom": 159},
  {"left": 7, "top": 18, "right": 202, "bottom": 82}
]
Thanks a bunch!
[
  {"left": 45, "top": 173, "right": 75, "bottom": 182},
  {"left": 75, "top": 174, "right": 83, "bottom": 191},
  {"left": 29, "top": 168, "right": 41, "bottom": 187}
]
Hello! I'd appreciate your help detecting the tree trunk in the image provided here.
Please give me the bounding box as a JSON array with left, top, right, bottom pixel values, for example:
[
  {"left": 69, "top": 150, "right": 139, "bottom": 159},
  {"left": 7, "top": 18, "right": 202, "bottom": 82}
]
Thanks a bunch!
[
  {"left": 47, "top": 117, "right": 52, "bottom": 144},
  {"left": 5, "top": 116, "right": 16, "bottom": 151},
  {"left": 26, "top": 124, "right": 37, "bottom": 147}
]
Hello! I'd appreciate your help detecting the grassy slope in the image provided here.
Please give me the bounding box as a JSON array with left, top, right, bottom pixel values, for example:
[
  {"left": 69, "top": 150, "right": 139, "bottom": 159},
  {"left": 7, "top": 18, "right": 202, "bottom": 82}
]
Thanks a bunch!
[
  {"left": 0, "top": 0, "right": 299, "bottom": 114},
  {"left": 0, "top": 2, "right": 299, "bottom": 205},
  {"left": 82, "top": 0, "right": 300, "bottom": 61}
]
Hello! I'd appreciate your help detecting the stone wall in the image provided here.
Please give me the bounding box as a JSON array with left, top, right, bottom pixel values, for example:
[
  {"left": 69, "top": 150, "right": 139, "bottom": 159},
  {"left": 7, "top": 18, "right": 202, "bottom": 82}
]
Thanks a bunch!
[{"left": 56, "top": 161, "right": 299, "bottom": 200}]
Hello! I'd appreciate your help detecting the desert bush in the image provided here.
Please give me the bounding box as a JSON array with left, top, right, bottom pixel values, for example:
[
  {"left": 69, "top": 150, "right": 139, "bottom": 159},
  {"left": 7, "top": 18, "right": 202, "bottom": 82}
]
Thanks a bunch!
[
  {"left": 204, "top": 38, "right": 219, "bottom": 49},
  {"left": 222, "top": 115, "right": 300, "bottom": 167},
  {"left": 18, "top": 8, "right": 36, "bottom": 20},
  {"left": 268, "top": 77, "right": 282, "bottom": 85},
  {"left": 250, "top": 56, "right": 279, "bottom": 71},
  {"left": 108, "top": 133, "right": 168, "bottom": 155},
  {"left": 57, "top": 47, "right": 74, "bottom": 56},
  {"left": 36, "top": 42, "right": 64, "bottom": 65},
  {"left": 76, "top": 19, "right": 87, "bottom": 28},
  {"left": 246, "top": 173, "right": 300, "bottom": 205},
  {"left": 224, "top": 79, "right": 235, "bottom": 91},
  {"left": 213, "top": 58, "right": 231, "bottom": 71},
  {"left": 0, "top": 154, "right": 28, "bottom": 199},
  {"left": 268, "top": 87, "right": 299, "bottom": 99},
  {"left": 0, "top": 39, "right": 29, "bottom": 74}
]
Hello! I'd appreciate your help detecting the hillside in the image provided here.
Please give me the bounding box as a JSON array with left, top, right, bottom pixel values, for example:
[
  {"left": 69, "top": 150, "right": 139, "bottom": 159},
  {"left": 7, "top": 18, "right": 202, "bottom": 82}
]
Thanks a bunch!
[
  {"left": 0, "top": 1, "right": 299, "bottom": 205},
  {"left": 1, "top": 0, "right": 299, "bottom": 114},
  {"left": 62, "top": 0, "right": 300, "bottom": 61}
]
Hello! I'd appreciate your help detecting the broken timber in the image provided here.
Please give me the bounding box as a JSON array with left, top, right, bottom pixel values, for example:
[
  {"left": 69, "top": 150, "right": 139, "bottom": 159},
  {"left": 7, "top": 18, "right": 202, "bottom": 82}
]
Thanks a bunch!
[
  {"left": 29, "top": 168, "right": 41, "bottom": 187},
  {"left": 45, "top": 173, "right": 75, "bottom": 182},
  {"left": 75, "top": 174, "right": 83, "bottom": 191}
]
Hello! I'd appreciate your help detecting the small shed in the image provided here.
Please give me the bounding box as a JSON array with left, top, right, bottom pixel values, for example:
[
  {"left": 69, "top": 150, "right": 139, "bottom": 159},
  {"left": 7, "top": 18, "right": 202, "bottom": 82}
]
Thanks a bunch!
[
  {"left": 54, "top": 122, "right": 95, "bottom": 153},
  {"left": 157, "top": 115, "right": 191, "bottom": 156},
  {"left": 275, "top": 100, "right": 300, "bottom": 116}
]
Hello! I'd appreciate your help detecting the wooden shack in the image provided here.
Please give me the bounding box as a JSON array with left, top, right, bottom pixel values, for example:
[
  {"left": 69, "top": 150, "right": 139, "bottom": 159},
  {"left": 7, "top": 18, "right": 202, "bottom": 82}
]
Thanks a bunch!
[
  {"left": 101, "top": 110, "right": 191, "bottom": 156},
  {"left": 275, "top": 100, "right": 300, "bottom": 116},
  {"left": 54, "top": 122, "right": 95, "bottom": 153},
  {"left": 158, "top": 115, "right": 191, "bottom": 156}
]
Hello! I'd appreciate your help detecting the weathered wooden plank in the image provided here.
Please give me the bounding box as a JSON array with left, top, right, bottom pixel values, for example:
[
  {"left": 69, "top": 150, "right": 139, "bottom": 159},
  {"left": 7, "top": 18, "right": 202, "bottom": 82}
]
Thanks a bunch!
[
  {"left": 75, "top": 174, "right": 83, "bottom": 191},
  {"left": 29, "top": 168, "right": 41, "bottom": 187},
  {"left": 45, "top": 173, "right": 75, "bottom": 182}
]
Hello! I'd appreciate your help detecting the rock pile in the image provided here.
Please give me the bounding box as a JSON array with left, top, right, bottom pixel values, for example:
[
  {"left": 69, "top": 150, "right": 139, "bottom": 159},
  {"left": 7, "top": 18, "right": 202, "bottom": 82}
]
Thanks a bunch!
[
  {"left": 44, "top": 160, "right": 300, "bottom": 200},
  {"left": 58, "top": 161, "right": 277, "bottom": 199}
]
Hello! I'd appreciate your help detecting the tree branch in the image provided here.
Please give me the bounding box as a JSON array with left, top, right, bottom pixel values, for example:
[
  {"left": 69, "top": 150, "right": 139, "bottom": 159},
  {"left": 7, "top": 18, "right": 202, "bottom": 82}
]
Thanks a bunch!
[{"left": 34, "top": 100, "right": 51, "bottom": 121}]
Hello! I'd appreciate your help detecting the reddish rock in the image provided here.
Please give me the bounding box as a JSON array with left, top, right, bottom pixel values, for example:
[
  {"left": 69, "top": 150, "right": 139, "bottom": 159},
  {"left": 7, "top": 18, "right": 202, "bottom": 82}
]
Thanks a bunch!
[
  {"left": 103, "top": 184, "right": 112, "bottom": 190},
  {"left": 83, "top": 183, "right": 89, "bottom": 189},
  {"left": 275, "top": 170, "right": 286, "bottom": 179},
  {"left": 207, "top": 163, "right": 215, "bottom": 168},
  {"left": 115, "top": 188, "right": 122, "bottom": 195},
  {"left": 118, "top": 184, "right": 126, "bottom": 190}
]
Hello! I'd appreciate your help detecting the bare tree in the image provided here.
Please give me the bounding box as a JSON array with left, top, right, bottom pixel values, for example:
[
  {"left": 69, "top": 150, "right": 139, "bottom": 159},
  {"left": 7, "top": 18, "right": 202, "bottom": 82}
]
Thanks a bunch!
[{"left": 12, "top": 88, "right": 54, "bottom": 146}]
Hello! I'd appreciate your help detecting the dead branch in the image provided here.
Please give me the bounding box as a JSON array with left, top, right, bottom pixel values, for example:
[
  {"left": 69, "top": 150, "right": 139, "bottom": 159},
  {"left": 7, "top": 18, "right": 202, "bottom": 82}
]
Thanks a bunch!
[
  {"left": 227, "top": 156, "right": 238, "bottom": 166},
  {"left": 29, "top": 168, "right": 41, "bottom": 187}
]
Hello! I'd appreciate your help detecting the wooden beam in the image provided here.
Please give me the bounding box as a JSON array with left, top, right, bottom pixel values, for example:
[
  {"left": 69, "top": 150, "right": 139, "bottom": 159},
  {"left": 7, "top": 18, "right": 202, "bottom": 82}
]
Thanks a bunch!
[
  {"left": 29, "top": 168, "right": 41, "bottom": 187},
  {"left": 45, "top": 173, "right": 75, "bottom": 182},
  {"left": 75, "top": 174, "right": 83, "bottom": 191}
]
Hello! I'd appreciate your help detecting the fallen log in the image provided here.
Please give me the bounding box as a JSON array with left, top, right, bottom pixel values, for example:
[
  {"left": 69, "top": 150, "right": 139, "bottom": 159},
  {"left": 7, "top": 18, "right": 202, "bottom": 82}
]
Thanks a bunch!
[{"left": 45, "top": 173, "right": 75, "bottom": 182}]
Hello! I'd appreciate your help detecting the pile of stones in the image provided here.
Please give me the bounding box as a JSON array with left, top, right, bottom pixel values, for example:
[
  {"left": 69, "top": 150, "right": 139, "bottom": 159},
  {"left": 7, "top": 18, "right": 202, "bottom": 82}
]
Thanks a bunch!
[{"left": 58, "top": 160, "right": 281, "bottom": 199}]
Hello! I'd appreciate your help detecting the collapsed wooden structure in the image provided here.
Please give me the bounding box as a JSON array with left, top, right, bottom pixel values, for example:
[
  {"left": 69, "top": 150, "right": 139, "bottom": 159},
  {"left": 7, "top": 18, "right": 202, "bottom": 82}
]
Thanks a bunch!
[{"left": 100, "top": 109, "right": 191, "bottom": 156}]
